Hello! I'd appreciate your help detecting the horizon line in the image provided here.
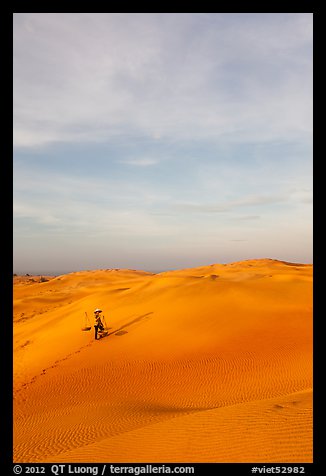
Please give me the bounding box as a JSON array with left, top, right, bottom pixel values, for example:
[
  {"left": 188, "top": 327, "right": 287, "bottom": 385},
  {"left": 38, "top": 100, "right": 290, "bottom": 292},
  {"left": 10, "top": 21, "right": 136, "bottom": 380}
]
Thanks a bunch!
[{"left": 13, "top": 257, "right": 313, "bottom": 277}]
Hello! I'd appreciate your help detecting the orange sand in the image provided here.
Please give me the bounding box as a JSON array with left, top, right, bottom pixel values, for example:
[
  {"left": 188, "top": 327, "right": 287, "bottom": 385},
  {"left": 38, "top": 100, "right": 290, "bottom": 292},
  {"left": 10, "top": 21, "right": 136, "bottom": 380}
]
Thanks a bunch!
[{"left": 13, "top": 259, "right": 313, "bottom": 463}]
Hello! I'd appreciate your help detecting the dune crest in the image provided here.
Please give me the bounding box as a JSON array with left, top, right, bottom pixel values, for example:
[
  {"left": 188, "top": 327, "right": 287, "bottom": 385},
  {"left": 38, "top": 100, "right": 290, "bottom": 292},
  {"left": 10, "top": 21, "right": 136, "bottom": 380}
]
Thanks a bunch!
[{"left": 14, "top": 259, "right": 313, "bottom": 462}]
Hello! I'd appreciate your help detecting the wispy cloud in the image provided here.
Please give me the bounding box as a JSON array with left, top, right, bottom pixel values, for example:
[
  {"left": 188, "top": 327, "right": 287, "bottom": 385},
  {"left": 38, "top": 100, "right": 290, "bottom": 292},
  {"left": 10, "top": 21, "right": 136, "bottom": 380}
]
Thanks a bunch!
[
  {"left": 172, "top": 194, "right": 287, "bottom": 214},
  {"left": 120, "top": 158, "right": 159, "bottom": 167},
  {"left": 229, "top": 239, "right": 249, "bottom": 242},
  {"left": 237, "top": 216, "right": 261, "bottom": 221}
]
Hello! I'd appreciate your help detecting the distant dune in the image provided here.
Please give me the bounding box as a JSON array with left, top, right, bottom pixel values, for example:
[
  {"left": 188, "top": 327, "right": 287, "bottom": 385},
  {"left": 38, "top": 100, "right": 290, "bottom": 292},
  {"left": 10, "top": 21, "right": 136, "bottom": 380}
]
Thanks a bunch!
[{"left": 13, "top": 259, "right": 313, "bottom": 462}]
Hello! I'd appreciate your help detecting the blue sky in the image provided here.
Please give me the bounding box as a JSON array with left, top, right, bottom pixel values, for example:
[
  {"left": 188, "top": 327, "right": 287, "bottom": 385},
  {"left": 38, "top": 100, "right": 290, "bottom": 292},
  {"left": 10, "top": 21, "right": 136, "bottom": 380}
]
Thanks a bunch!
[{"left": 13, "top": 13, "right": 313, "bottom": 274}]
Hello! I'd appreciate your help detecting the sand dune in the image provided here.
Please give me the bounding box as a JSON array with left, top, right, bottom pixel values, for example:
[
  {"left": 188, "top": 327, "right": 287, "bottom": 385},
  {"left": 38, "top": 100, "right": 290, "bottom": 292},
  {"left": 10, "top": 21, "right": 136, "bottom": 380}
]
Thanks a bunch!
[{"left": 13, "top": 259, "right": 313, "bottom": 462}]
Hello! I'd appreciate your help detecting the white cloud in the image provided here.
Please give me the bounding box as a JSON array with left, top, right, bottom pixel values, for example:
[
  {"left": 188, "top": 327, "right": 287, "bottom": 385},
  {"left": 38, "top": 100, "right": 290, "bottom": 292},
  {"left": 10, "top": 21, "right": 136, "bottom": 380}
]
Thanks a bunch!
[
  {"left": 120, "top": 158, "right": 159, "bottom": 167},
  {"left": 172, "top": 194, "right": 288, "bottom": 214},
  {"left": 13, "top": 13, "right": 312, "bottom": 148}
]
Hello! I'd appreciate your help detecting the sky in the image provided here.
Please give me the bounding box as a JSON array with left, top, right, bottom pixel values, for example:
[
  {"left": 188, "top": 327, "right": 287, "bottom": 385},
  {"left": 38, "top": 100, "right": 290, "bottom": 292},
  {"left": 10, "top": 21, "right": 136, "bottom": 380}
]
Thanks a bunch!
[{"left": 13, "top": 13, "right": 313, "bottom": 274}]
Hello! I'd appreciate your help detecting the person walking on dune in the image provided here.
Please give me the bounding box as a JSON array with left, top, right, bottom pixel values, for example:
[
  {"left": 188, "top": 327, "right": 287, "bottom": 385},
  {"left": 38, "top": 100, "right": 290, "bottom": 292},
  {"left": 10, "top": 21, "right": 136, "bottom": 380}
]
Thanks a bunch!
[{"left": 94, "top": 308, "right": 104, "bottom": 340}]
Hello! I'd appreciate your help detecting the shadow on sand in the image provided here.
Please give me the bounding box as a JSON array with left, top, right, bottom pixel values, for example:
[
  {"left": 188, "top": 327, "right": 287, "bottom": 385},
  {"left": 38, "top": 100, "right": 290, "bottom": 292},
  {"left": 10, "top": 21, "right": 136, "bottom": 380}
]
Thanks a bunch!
[{"left": 109, "top": 312, "right": 154, "bottom": 337}]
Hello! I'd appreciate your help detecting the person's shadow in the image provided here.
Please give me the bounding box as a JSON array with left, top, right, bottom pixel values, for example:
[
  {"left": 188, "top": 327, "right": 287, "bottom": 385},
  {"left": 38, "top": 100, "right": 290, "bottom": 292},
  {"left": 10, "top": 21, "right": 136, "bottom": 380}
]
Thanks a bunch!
[{"left": 109, "top": 312, "right": 154, "bottom": 337}]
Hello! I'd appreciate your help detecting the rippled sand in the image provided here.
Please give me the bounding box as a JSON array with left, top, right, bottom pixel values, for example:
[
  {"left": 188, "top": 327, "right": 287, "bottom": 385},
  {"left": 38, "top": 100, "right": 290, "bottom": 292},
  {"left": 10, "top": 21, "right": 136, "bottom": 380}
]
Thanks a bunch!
[{"left": 13, "top": 259, "right": 312, "bottom": 462}]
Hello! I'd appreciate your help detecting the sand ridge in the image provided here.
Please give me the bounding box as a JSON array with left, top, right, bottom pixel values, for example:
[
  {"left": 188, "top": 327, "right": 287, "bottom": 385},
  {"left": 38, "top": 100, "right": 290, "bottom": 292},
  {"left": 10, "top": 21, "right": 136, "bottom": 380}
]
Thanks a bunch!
[{"left": 13, "top": 259, "right": 313, "bottom": 462}]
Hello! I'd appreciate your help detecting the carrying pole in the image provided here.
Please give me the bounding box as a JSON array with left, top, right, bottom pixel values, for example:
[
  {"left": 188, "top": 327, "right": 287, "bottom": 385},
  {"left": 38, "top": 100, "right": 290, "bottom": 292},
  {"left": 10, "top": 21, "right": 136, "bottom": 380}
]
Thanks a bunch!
[{"left": 85, "top": 312, "right": 90, "bottom": 326}]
